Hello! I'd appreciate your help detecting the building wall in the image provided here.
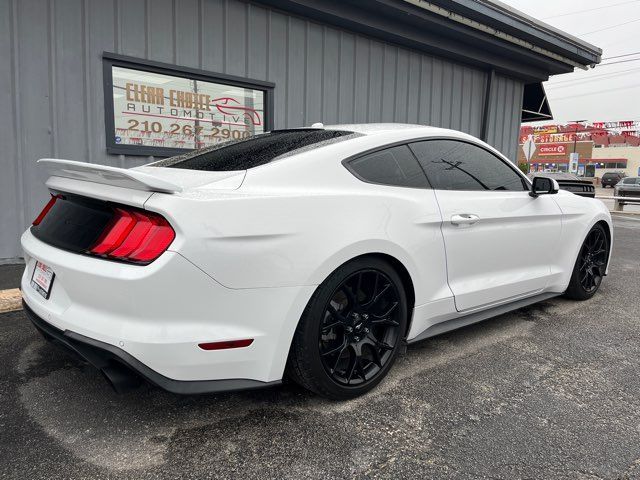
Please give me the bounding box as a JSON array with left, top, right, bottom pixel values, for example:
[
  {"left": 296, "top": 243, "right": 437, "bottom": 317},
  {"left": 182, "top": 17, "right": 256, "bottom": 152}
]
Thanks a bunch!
[
  {"left": 0, "top": 0, "right": 525, "bottom": 260},
  {"left": 485, "top": 74, "right": 525, "bottom": 164},
  {"left": 591, "top": 147, "right": 640, "bottom": 179}
]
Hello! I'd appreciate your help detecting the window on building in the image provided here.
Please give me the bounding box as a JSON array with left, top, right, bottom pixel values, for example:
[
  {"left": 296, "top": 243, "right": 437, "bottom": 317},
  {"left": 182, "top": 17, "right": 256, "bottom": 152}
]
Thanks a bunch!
[
  {"left": 347, "top": 145, "right": 429, "bottom": 188},
  {"left": 595, "top": 161, "right": 627, "bottom": 169},
  {"left": 103, "top": 53, "right": 274, "bottom": 157},
  {"left": 409, "top": 140, "right": 527, "bottom": 191}
]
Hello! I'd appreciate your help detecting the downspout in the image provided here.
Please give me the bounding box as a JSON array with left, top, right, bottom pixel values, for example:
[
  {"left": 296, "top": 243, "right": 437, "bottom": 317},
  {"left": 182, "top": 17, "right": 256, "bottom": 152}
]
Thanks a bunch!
[{"left": 480, "top": 69, "right": 495, "bottom": 143}]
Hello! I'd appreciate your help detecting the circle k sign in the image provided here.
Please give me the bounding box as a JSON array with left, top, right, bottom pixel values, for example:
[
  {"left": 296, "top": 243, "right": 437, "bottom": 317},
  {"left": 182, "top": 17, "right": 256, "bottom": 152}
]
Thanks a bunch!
[{"left": 538, "top": 144, "right": 567, "bottom": 156}]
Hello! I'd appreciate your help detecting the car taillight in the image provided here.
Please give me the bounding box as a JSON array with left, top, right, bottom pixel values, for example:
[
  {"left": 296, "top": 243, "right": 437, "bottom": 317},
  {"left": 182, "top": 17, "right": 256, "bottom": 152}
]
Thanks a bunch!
[
  {"left": 88, "top": 207, "right": 175, "bottom": 264},
  {"left": 32, "top": 194, "right": 62, "bottom": 226}
]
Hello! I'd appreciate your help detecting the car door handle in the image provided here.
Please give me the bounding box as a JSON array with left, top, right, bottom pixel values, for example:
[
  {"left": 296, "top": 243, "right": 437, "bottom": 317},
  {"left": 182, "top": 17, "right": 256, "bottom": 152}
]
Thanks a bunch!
[{"left": 450, "top": 214, "right": 480, "bottom": 227}]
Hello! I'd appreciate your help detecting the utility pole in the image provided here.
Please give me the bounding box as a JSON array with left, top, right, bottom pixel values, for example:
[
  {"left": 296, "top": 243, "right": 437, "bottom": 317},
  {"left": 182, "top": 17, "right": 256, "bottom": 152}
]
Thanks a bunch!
[{"left": 570, "top": 119, "right": 587, "bottom": 154}]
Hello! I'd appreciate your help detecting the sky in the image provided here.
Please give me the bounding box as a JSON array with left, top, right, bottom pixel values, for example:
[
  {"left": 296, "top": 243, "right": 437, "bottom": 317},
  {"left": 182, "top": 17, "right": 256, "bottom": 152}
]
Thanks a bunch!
[{"left": 502, "top": 0, "right": 640, "bottom": 124}]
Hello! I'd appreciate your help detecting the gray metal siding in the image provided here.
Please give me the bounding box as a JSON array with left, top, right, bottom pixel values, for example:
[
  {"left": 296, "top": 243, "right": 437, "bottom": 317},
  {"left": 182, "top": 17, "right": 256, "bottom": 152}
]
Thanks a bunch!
[
  {"left": 0, "top": 0, "right": 524, "bottom": 260},
  {"left": 486, "top": 74, "right": 525, "bottom": 162}
]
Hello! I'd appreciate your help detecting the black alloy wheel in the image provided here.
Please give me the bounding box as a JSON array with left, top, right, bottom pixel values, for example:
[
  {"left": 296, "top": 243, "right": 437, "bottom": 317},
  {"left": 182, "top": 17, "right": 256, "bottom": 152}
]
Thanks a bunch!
[
  {"left": 577, "top": 227, "right": 608, "bottom": 293},
  {"left": 564, "top": 224, "right": 610, "bottom": 300},
  {"left": 287, "top": 257, "right": 407, "bottom": 399},
  {"left": 318, "top": 269, "right": 401, "bottom": 386}
]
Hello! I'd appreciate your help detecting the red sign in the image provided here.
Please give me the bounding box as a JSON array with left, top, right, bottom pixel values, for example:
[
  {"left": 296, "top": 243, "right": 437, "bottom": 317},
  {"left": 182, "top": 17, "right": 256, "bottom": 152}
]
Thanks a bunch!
[{"left": 538, "top": 144, "right": 566, "bottom": 156}]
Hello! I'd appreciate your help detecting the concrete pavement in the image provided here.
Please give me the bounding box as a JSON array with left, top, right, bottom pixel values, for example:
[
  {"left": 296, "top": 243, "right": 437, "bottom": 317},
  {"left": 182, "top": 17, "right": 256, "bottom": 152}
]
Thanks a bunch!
[{"left": 1, "top": 216, "right": 639, "bottom": 479}]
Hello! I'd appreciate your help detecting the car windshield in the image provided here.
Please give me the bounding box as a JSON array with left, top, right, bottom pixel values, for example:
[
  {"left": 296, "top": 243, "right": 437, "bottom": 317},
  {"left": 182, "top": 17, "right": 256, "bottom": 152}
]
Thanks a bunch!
[
  {"left": 622, "top": 178, "right": 639, "bottom": 184},
  {"left": 149, "top": 129, "right": 358, "bottom": 171}
]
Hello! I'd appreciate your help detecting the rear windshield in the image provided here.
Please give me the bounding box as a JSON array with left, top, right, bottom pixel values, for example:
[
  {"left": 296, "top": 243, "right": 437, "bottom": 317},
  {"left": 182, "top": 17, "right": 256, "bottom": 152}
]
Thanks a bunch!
[
  {"left": 151, "top": 129, "right": 358, "bottom": 171},
  {"left": 603, "top": 173, "right": 620, "bottom": 178}
]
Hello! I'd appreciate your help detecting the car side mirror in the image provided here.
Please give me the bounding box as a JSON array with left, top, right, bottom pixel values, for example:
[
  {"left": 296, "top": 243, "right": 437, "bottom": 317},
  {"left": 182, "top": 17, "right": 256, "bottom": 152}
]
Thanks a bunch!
[{"left": 530, "top": 177, "right": 559, "bottom": 197}]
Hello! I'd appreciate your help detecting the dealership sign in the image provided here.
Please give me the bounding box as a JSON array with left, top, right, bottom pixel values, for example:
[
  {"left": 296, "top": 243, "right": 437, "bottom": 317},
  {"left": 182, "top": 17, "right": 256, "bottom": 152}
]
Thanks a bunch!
[
  {"left": 538, "top": 144, "right": 567, "bottom": 156},
  {"left": 103, "top": 54, "right": 274, "bottom": 156},
  {"left": 110, "top": 66, "right": 265, "bottom": 152}
]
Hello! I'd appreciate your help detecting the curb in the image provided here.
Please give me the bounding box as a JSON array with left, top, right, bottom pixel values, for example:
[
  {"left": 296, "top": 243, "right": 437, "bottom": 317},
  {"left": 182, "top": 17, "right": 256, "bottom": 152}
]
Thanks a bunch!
[{"left": 0, "top": 289, "right": 22, "bottom": 314}]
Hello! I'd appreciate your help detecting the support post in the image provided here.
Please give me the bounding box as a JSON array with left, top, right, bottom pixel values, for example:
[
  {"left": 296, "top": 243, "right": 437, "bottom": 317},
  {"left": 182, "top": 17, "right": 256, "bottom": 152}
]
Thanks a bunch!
[
  {"left": 614, "top": 199, "right": 624, "bottom": 212},
  {"left": 480, "top": 69, "right": 495, "bottom": 143}
]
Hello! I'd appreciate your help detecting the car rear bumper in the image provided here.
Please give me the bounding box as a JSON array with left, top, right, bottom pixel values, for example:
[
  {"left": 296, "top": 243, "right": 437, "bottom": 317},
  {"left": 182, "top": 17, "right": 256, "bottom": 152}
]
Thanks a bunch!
[
  {"left": 21, "top": 229, "right": 316, "bottom": 389},
  {"left": 23, "top": 300, "right": 280, "bottom": 394}
]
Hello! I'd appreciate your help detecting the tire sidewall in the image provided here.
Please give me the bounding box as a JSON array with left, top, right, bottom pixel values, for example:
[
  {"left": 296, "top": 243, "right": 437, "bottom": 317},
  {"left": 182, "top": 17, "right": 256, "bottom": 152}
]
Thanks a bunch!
[
  {"left": 566, "top": 223, "right": 609, "bottom": 300},
  {"left": 299, "top": 257, "right": 408, "bottom": 399}
]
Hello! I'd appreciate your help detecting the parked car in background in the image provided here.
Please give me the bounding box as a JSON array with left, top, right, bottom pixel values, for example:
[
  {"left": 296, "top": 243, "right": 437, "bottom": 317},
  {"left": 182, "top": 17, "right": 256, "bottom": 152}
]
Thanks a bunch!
[
  {"left": 601, "top": 172, "right": 626, "bottom": 188},
  {"left": 614, "top": 177, "right": 640, "bottom": 202},
  {"left": 527, "top": 172, "right": 596, "bottom": 198}
]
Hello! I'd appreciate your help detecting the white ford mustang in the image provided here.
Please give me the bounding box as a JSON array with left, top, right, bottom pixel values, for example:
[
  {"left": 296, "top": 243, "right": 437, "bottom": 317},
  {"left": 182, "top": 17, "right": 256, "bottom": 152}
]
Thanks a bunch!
[{"left": 21, "top": 124, "right": 612, "bottom": 399}]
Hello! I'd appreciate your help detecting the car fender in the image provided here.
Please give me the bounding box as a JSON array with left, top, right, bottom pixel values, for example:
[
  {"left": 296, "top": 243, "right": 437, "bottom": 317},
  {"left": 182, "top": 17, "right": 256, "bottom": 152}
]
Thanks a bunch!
[
  {"left": 301, "top": 238, "right": 421, "bottom": 296},
  {"left": 547, "top": 192, "right": 613, "bottom": 292},
  {"left": 269, "top": 238, "right": 434, "bottom": 381},
  {"left": 146, "top": 189, "right": 448, "bottom": 300}
]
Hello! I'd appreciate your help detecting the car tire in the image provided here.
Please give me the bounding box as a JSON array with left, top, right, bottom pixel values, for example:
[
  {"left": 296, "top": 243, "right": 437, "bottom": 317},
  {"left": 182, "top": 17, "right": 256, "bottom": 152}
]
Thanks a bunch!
[
  {"left": 286, "top": 257, "right": 408, "bottom": 400},
  {"left": 564, "top": 223, "right": 610, "bottom": 301}
]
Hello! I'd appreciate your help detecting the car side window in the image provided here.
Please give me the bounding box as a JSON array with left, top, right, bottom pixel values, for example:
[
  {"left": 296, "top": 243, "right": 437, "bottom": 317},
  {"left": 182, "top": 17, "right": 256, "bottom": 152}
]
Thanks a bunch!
[
  {"left": 409, "top": 140, "right": 527, "bottom": 191},
  {"left": 347, "top": 145, "right": 429, "bottom": 188}
]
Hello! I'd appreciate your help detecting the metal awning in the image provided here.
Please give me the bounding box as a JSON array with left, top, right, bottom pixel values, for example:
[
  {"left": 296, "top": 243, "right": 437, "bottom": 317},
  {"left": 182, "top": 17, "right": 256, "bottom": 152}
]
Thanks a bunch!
[
  {"left": 256, "top": 0, "right": 602, "bottom": 82},
  {"left": 522, "top": 82, "right": 552, "bottom": 122}
]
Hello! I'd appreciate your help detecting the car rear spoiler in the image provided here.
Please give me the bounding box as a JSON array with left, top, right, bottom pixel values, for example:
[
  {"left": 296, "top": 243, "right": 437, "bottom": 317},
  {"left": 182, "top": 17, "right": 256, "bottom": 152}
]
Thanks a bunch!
[{"left": 38, "top": 159, "right": 182, "bottom": 194}]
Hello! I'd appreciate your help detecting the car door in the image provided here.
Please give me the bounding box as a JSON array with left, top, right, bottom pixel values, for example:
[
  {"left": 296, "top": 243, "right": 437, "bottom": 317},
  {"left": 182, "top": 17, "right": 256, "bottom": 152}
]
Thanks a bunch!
[
  {"left": 345, "top": 144, "right": 451, "bottom": 311},
  {"left": 409, "top": 139, "right": 563, "bottom": 312}
]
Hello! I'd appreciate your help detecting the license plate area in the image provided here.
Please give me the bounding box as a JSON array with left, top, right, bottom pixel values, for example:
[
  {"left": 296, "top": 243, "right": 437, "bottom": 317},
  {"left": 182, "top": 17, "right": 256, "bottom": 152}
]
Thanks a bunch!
[{"left": 31, "top": 261, "right": 55, "bottom": 299}]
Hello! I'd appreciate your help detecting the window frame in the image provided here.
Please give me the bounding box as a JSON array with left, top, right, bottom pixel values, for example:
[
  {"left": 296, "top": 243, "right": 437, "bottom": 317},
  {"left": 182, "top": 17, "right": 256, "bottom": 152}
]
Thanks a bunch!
[
  {"left": 407, "top": 137, "right": 531, "bottom": 192},
  {"left": 342, "top": 137, "right": 530, "bottom": 192},
  {"left": 102, "top": 52, "right": 275, "bottom": 157},
  {"left": 342, "top": 143, "right": 431, "bottom": 190}
]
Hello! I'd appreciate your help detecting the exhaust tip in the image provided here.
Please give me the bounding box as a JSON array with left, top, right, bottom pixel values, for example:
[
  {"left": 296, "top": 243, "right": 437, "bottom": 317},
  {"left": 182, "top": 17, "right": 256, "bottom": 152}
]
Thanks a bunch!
[{"left": 101, "top": 363, "right": 143, "bottom": 394}]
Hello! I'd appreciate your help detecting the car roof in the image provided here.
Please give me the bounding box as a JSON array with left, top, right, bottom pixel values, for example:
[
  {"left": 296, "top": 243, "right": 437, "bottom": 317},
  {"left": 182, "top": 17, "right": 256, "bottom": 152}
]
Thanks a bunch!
[
  {"left": 237, "top": 123, "right": 524, "bottom": 191},
  {"left": 322, "top": 123, "right": 459, "bottom": 137}
]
